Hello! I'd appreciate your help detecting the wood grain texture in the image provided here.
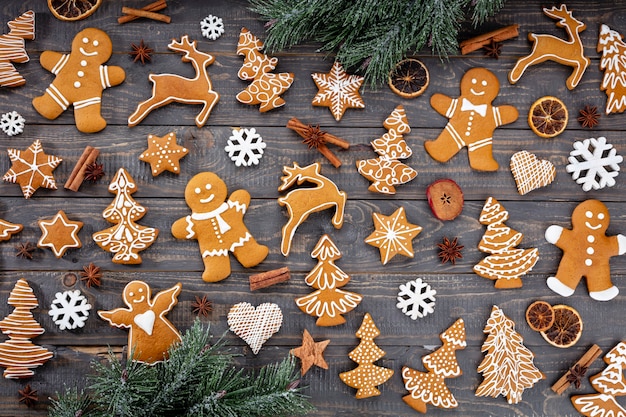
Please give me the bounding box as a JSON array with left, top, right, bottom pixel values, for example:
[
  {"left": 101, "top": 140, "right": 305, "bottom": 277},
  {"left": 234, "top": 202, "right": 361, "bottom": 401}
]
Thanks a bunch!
[{"left": 0, "top": 0, "right": 625, "bottom": 416}]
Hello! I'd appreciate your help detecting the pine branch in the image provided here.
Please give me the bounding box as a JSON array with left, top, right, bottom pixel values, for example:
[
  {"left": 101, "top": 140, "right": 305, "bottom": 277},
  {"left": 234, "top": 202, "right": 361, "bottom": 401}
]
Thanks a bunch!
[{"left": 48, "top": 387, "right": 95, "bottom": 417}]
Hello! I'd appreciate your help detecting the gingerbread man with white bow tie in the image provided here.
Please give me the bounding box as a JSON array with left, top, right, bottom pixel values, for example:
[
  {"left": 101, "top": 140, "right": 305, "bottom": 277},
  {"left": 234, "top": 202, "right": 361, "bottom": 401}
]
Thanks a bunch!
[{"left": 425, "top": 68, "right": 518, "bottom": 171}]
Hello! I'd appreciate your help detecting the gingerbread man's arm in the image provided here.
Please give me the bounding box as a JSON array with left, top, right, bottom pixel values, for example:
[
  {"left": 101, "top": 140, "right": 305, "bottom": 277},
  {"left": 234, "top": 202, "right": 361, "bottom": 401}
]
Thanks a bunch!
[
  {"left": 546, "top": 225, "right": 572, "bottom": 250},
  {"left": 430, "top": 93, "right": 455, "bottom": 117},
  {"left": 229, "top": 190, "right": 251, "bottom": 209},
  {"left": 39, "top": 51, "right": 68, "bottom": 74},
  {"left": 98, "top": 308, "right": 134, "bottom": 328},
  {"left": 618, "top": 235, "right": 626, "bottom": 255},
  {"left": 172, "top": 216, "right": 193, "bottom": 240},
  {"left": 102, "top": 65, "right": 126, "bottom": 87},
  {"left": 494, "top": 105, "right": 519, "bottom": 126},
  {"left": 151, "top": 283, "right": 182, "bottom": 314}
]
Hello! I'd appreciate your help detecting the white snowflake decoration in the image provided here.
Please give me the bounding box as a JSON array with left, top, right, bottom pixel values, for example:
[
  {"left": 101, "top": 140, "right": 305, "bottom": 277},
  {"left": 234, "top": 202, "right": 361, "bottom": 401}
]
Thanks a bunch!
[
  {"left": 200, "top": 15, "right": 224, "bottom": 40},
  {"left": 0, "top": 111, "right": 25, "bottom": 136},
  {"left": 225, "top": 127, "right": 266, "bottom": 167},
  {"left": 566, "top": 136, "right": 623, "bottom": 191},
  {"left": 48, "top": 290, "right": 92, "bottom": 330},
  {"left": 396, "top": 278, "right": 436, "bottom": 320}
]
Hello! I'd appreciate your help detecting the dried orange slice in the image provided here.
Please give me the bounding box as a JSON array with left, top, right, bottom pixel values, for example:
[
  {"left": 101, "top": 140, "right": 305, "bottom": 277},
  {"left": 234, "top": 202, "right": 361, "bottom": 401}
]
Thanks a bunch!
[
  {"left": 525, "top": 301, "right": 554, "bottom": 332},
  {"left": 528, "top": 96, "right": 568, "bottom": 138},
  {"left": 540, "top": 304, "right": 582, "bottom": 348},
  {"left": 48, "top": 0, "right": 102, "bottom": 21},
  {"left": 388, "top": 59, "right": 429, "bottom": 99}
]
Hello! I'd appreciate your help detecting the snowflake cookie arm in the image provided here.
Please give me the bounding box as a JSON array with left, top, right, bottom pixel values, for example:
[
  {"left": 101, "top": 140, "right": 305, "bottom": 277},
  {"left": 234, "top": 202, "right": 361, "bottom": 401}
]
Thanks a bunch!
[
  {"left": 494, "top": 104, "right": 519, "bottom": 126},
  {"left": 39, "top": 51, "right": 68, "bottom": 74},
  {"left": 430, "top": 94, "right": 456, "bottom": 117}
]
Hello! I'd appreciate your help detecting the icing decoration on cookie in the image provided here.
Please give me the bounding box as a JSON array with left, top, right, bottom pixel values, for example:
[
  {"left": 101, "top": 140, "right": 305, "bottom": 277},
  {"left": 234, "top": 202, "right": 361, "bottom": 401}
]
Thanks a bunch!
[
  {"left": 546, "top": 199, "right": 626, "bottom": 301},
  {"left": 48, "top": 289, "right": 91, "bottom": 330},
  {"left": 339, "top": 313, "right": 394, "bottom": 399},
  {"left": 37, "top": 210, "right": 83, "bottom": 258},
  {"left": 356, "top": 105, "right": 417, "bottom": 194},
  {"left": 365, "top": 206, "right": 422, "bottom": 265},
  {"left": 397, "top": 278, "right": 436, "bottom": 320},
  {"left": 0, "top": 110, "right": 25, "bottom": 136},
  {"left": 200, "top": 15, "right": 224, "bottom": 40},
  {"left": 425, "top": 67, "right": 518, "bottom": 171},
  {"left": 402, "top": 318, "right": 466, "bottom": 412},
  {"left": 0, "top": 11, "right": 34, "bottom": 88},
  {"left": 139, "top": 132, "right": 188, "bottom": 176},
  {"left": 295, "top": 234, "right": 362, "bottom": 326},
  {"left": 509, "top": 5, "right": 589, "bottom": 90},
  {"left": 476, "top": 306, "right": 544, "bottom": 404},
  {"left": 128, "top": 35, "right": 219, "bottom": 128},
  {"left": 473, "top": 197, "right": 538, "bottom": 288},
  {"left": 236, "top": 28, "right": 294, "bottom": 112},
  {"left": 99, "top": 281, "right": 181, "bottom": 364},
  {"left": 0, "top": 219, "right": 22, "bottom": 241},
  {"left": 32, "top": 28, "right": 125, "bottom": 133},
  {"left": 277, "top": 162, "right": 347, "bottom": 257},
  {"left": 566, "top": 137, "right": 622, "bottom": 192},
  {"left": 510, "top": 150, "right": 556, "bottom": 195},
  {"left": 0, "top": 278, "right": 53, "bottom": 379},
  {"left": 3, "top": 139, "right": 62, "bottom": 199},
  {"left": 311, "top": 61, "right": 365, "bottom": 121},
  {"left": 227, "top": 302, "right": 282, "bottom": 355},
  {"left": 92, "top": 168, "right": 159, "bottom": 265},
  {"left": 171, "top": 172, "right": 268, "bottom": 282},
  {"left": 599, "top": 25, "right": 626, "bottom": 114},
  {"left": 291, "top": 329, "right": 330, "bottom": 376},
  {"left": 225, "top": 127, "right": 266, "bottom": 167}
]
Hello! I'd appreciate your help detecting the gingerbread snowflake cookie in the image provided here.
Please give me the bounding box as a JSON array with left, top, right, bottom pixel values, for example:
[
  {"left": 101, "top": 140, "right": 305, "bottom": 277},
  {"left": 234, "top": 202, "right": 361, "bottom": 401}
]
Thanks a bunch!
[
  {"left": 397, "top": 278, "right": 436, "bottom": 320},
  {"left": 200, "top": 15, "right": 224, "bottom": 40},
  {"left": 227, "top": 302, "right": 282, "bottom": 355},
  {"left": 566, "top": 137, "right": 622, "bottom": 191},
  {"left": 365, "top": 206, "right": 422, "bottom": 265},
  {"left": 139, "top": 132, "right": 188, "bottom": 176},
  {"left": 3, "top": 140, "right": 62, "bottom": 199},
  {"left": 312, "top": 61, "right": 364, "bottom": 121}
]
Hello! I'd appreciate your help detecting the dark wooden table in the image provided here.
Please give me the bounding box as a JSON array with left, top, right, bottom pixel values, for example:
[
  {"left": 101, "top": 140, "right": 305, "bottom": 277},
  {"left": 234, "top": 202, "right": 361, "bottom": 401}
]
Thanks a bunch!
[{"left": 1, "top": 1, "right": 625, "bottom": 415}]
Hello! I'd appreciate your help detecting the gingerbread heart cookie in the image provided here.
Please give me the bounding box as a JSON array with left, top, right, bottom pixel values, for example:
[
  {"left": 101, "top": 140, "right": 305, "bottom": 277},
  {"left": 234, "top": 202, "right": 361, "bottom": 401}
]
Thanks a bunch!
[
  {"left": 227, "top": 302, "right": 282, "bottom": 355},
  {"left": 510, "top": 151, "right": 555, "bottom": 195}
]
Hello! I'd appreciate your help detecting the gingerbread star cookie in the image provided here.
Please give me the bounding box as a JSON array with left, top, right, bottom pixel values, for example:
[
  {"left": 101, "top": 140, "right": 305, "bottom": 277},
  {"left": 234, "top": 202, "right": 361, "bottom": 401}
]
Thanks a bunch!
[
  {"left": 3, "top": 140, "right": 62, "bottom": 199},
  {"left": 311, "top": 61, "right": 365, "bottom": 121},
  {"left": 0, "top": 219, "right": 22, "bottom": 241},
  {"left": 291, "top": 329, "right": 330, "bottom": 375},
  {"left": 38, "top": 210, "right": 83, "bottom": 258},
  {"left": 365, "top": 206, "right": 422, "bottom": 265},
  {"left": 139, "top": 132, "right": 188, "bottom": 176}
]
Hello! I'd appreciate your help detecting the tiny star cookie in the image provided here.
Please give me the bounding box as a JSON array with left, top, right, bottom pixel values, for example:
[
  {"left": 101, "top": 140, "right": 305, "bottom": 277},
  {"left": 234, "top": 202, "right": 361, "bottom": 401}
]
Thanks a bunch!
[
  {"left": 48, "top": 289, "right": 91, "bottom": 330},
  {"left": 311, "top": 61, "right": 365, "bottom": 121},
  {"left": 566, "top": 137, "right": 623, "bottom": 192},
  {"left": 365, "top": 206, "right": 422, "bottom": 265},
  {"left": 291, "top": 329, "right": 330, "bottom": 376},
  {"left": 225, "top": 127, "right": 266, "bottom": 167},
  {"left": 227, "top": 302, "right": 283, "bottom": 355},
  {"left": 139, "top": 132, "right": 188, "bottom": 176},
  {"left": 0, "top": 111, "right": 25, "bottom": 136},
  {"left": 3, "top": 139, "right": 62, "bottom": 199},
  {"left": 200, "top": 15, "right": 224, "bottom": 40},
  {"left": 0, "top": 219, "right": 22, "bottom": 241},
  {"left": 38, "top": 210, "right": 83, "bottom": 258}
]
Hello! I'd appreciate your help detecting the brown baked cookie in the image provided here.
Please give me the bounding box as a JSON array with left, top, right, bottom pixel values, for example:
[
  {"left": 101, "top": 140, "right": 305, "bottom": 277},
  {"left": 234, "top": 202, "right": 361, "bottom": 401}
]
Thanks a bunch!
[
  {"left": 139, "top": 132, "right": 188, "bottom": 176},
  {"left": 0, "top": 11, "right": 35, "bottom": 88},
  {"left": 311, "top": 61, "right": 364, "bottom": 121},
  {"left": 0, "top": 219, "right": 22, "bottom": 241},
  {"left": 37, "top": 210, "right": 83, "bottom": 258},
  {"left": 3, "top": 140, "right": 62, "bottom": 199}
]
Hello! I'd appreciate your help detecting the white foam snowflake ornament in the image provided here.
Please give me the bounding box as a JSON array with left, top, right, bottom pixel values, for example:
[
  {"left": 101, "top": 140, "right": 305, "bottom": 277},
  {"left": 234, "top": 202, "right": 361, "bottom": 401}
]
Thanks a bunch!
[
  {"left": 0, "top": 111, "right": 25, "bottom": 136},
  {"left": 48, "top": 289, "right": 92, "bottom": 330},
  {"left": 200, "top": 15, "right": 224, "bottom": 40},
  {"left": 566, "top": 136, "right": 623, "bottom": 191},
  {"left": 397, "top": 278, "right": 436, "bottom": 320},
  {"left": 225, "top": 127, "right": 266, "bottom": 167}
]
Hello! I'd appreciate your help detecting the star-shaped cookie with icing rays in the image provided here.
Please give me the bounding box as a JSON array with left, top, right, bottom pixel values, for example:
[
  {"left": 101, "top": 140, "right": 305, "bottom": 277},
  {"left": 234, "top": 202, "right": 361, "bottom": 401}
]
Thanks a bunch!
[
  {"left": 3, "top": 139, "right": 62, "bottom": 199},
  {"left": 291, "top": 329, "right": 330, "bottom": 376},
  {"left": 38, "top": 210, "right": 83, "bottom": 258},
  {"left": 365, "top": 206, "right": 423, "bottom": 265},
  {"left": 311, "top": 61, "right": 365, "bottom": 121},
  {"left": 139, "top": 132, "right": 189, "bottom": 176}
]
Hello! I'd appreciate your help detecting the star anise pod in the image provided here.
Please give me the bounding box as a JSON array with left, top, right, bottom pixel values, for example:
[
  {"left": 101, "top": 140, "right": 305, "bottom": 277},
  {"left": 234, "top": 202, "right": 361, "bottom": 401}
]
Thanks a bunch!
[
  {"left": 191, "top": 295, "right": 212, "bottom": 317},
  {"left": 437, "top": 237, "right": 464, "bottom": 265},
  {"left": 130, "top": 39, "right": 153, "bottom": 65},
  {"left": 566, "top": 364, "right": 588, "bottom": 389},
  {"left": 84, "top": 162, "right": 105, "bottom": 183},
  {"left": 15, "top": 242, "right": 36, "bottom": 259},
  {"left": 577, "top": 105, "right": 600, "bottom": 129},
  {"left": 302, "top": 125, "right": 326, "bottom": 149},
  {"left": 483, "top": 39, "right": 502, "bottom": 59},
  {"left": 18, "top": 384, "right": 37, "bottom": 407},
  {"left": 80, "top": 262, "right": 102, "bottom": 288}
]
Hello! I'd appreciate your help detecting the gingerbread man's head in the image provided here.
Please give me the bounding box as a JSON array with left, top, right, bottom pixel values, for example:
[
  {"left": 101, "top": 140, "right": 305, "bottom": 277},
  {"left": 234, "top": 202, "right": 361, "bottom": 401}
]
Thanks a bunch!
[
  {"left": 71, "top": 28, "right": 113, "bottom": 65},
  {"left": 459, "top": 68, "right": 499, "bottom": 104},
  {"left": 123, "top": 280, "right": 152, "bottom": 307},
  {"left": 184, "top": 172, "right": 228, "bottom": 213},
  {"left": 571, "top": 199, "right": 610, "bottom": 235}
]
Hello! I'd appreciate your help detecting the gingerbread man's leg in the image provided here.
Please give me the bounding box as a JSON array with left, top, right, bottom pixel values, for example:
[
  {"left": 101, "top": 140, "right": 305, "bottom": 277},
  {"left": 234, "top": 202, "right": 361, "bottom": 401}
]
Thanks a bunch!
[
  {"left": 467, "top": 139, "right": 499, "bottom": 171},
  {"left": 586, "top": 264, "right": 619, "bottom": 301},
  {"left": 74, "top": 97, "right": 107, "bottom": 133},
  {"left": 32, "top": 85, "right": 67, "bottom": 120},
  {"left": 424, "top": 124, "right": 464, "bottom": 163},
  {"left": 232, "top": 234, "right": 268, "bottom": 268},
  {"left": 546, "top": 258, "right": 582, "bottom": 297},
  {"left": 201, "top": 254, "right": 231, "bottom": 283}
]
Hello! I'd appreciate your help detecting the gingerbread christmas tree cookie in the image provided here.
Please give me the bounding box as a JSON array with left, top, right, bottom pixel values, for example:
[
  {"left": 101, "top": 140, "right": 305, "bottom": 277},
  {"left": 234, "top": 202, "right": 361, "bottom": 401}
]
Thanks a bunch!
[
  {"left": 311, "top": 61, "right": 364, "bottom": 121},
  {"left": 37, "top": 210, "right": 83, "bottom": 258},
  {"left": 0, "top": 11, "right": 35, "bottom": 88},
  {"left": 0, "top": 219, "right": 22, "bottom": 241},
  {"left": 365, "top": 206, "right": 422, "bottom": 265},
  {"left": 599, "top": 25, "right": 626, "bottom": 114},
  {"left": 3, "top": 140, "right": 62, "bottom": 199},
  {"left": 139, "top": 132, "right": 188, "bottom": 176}
]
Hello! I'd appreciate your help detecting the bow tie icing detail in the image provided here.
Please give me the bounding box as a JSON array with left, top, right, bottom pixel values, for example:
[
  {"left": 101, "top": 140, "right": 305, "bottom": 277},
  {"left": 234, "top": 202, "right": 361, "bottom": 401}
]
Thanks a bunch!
[{"left": 461, "top": 98, "right": 487, "bottom": 117}]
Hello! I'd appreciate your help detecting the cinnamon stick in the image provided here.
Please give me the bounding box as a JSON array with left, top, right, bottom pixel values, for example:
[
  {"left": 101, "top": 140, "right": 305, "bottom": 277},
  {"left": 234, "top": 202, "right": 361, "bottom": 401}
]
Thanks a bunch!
[
  {"left": 551, "top": 344, "right": 602, "bottom": 394},
  {"left": 286, "top": 117, "right": 349, "bottom": 168},
  {"left": 249, "top": 267, "right": 290, "bottom": 291},
  {"left": 64, "top": 146, "right": 100, "bottom": 192},
  {"left": 118, "top": 0, "right": 167, "bottom": 24},
  {"left": 120, "top": 7, "right": 171, "bottom": 23},
  {"left": 459, "top": 24, "right": 519, "bottom": 55}
]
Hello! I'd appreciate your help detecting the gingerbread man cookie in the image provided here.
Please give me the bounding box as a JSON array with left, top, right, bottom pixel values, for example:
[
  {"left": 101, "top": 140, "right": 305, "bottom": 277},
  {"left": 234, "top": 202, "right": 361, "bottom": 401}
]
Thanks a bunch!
[
  {"left": 546, "top": 200, "right": 626, "bottom": 301},
  {"left": 425, "top": 68, "right": 518, "bottom": 171},
  {"left": 98, "top": 281, "right": 181, "bottom": 364},
  {"left": 171, "top": 172, "right": 269, "bottom": 283},
  {"left": 32, "top": 28, "right": 125, "bottom": 133}
]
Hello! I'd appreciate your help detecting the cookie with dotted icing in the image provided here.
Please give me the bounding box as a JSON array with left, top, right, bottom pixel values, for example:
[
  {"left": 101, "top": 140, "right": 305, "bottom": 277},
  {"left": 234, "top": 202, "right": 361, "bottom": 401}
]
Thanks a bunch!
[{"left": 139, "top": 132, "right": 188, "bottom": 176}]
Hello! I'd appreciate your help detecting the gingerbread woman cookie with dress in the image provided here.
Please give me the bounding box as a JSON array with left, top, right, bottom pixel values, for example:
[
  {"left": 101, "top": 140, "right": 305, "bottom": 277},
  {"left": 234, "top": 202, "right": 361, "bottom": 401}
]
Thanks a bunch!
[
  {"left": 425, "top": 68, "right": 518, "bottom": 171},
  {"left": 32, "top": 28, "right": 125, "bottom": 133},
  {"left": 171, "top": 172, "right": 269, "bottom": 282},
  {"left": 545, "top": 199, "right": 626, "bottom": 301}
]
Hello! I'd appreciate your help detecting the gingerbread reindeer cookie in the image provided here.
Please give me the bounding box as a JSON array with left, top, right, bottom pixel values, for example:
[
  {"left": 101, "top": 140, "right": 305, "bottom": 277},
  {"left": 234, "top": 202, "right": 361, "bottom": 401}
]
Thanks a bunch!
[
  {"left": 546, "top": 199, "right": 626, "bottom": 301},
  {"left": 98, "top": 281, "right": 182, "bottom": 364},
  {"left": 425, "top": 68, "right": 518, "bottom": 171}
]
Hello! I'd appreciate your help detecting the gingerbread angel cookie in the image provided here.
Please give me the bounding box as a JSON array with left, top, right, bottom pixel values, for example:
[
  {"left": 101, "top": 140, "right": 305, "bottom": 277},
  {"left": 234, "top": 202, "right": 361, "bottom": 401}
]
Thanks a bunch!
[
  {"left": 171, "top": 172, "right": 269, "bottom": 282},
  {"left": 425, "top": 68, "right": 518, "bottom": 171},
  {"left": 546, "top": 199, "right": 626, "bottom": 301},
  {"left": 32, "top": 28, "right": 125, "bottom": 133},
  {"left": 98, "top": 281, "right": 182, "bottom": 364}
]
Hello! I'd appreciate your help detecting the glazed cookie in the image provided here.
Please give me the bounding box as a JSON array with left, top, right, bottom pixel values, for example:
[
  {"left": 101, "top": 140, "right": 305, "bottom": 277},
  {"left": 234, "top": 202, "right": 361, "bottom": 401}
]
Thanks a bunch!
[
  {"left": 311, "top": 61, "right": 365, "bottom": 121},
  {"left": 510, "top": 151, "right": 556, "bottom": 195},
  {"left": 139, "top": 132, "right": 188, "bottom": 176},
  {"left": 0, "top": 219, "right": 22, "bottom": 241},
  {"left": 227, "top": 302, "right": 282, "bottom": 355},
  {"left": 3, "top": 140, "right": 62, "bottom": 199},
  {"left": 32, "top": 28, "right": 125, "bottom": 133},
  {"left": 171, "top": 172, "right": 268, "bottom": 282},
  {"left": 98, "top": 281, "right": 182, "bottom": 364},
  {"left": 365, "top": 206, "right": 422, "bottom": 265},
  {"left": 37, "top": 210, "right": 83, "bottom": 258},
  {"left": 599, "top": 25, "right": 626, "bottom": 114},
  {"left": 0, "top": 11, "right": 35, "bottom": 88},
  {"left": 425, "top": 67, "right": 518, "bottom": 171},
  {"left": 546, "top": 199, "right": 626, "bottom": 301}
]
